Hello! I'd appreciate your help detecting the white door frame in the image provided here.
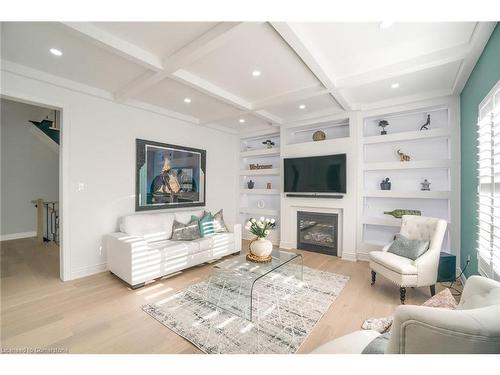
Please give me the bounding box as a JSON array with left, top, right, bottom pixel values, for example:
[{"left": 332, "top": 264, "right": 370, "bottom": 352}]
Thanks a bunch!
[{"left": 1, "top": 91, "right": 71, "bottom": 281}]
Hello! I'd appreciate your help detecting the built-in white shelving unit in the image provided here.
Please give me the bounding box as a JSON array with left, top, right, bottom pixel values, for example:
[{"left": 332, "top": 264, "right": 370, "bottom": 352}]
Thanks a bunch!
[
  {"left": 240, "top": 188, "right": 280, "bottom": 195},
  {"left": 239, "top": 168, "right": 280, "bottom": 176},
  {"left": 284, "top": 118, "right": 349, "bottom": 146},
  {"left": 239, "top": 131, "right": 281, "bottom": 245},
  {"left": 359, "top": 104, "right": 456, "bottom": 254}
]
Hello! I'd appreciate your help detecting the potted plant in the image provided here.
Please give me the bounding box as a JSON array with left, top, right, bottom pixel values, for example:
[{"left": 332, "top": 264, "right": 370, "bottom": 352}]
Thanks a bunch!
[{"left": 244, "top": 217, "right": 276, "bottom": 258}]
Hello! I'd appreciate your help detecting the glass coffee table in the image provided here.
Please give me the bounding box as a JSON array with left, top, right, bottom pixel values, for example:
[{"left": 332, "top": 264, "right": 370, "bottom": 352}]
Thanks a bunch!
[{"left": 204, "top": 250, "right": 303, "bottom": 321}]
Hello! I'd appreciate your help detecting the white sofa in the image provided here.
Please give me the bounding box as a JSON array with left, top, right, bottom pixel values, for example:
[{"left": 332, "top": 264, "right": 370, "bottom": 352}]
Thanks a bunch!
[
  {"left": 312, "top": 275, "right": 500, "bottom": 354},
  {"left": 104, "top": 209, "right": 241, "bottom": 288}
]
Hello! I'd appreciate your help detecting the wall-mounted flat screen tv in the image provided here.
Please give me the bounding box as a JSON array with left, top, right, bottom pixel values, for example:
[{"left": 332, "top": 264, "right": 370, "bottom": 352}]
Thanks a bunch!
[{"left": 284, "top": 154, "right": 346, "bottom": 193}]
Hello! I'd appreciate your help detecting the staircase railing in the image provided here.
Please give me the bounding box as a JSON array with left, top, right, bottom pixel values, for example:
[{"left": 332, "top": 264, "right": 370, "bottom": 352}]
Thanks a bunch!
[{"left": 31, "top": 198, "right": 59, "bottom": 244}]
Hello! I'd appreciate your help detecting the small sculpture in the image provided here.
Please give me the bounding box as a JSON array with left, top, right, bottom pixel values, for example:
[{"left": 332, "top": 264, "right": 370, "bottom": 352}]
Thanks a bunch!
[
  {"left": 421, "top": 179, "right": 431, "bottom": 191},
  {"left": 397, "top": 149, "right": 411, "bottom": 162},
  {"left": 384, "top": 209, "right": 422, "bottom": 219},
  {"left": 420, "top": 114, "right": 431, "bottom": 130},
  {"left": 312, "top": 130, "right": 326, "bottom": 141},
  {"left": 380, "top": 177, "right": 391, "bottom": 190},
  {"left": 378, "top": 120, "right": 389, "bottom": 135},
  {"left": 262, "top": 140, "right": 275, "bottom": 148},
  {"left": 247, "top": 180, "right": 255, "bottom": 189},
  {"left": 266, "top": 182, "right": 272, "bottom": 189}
]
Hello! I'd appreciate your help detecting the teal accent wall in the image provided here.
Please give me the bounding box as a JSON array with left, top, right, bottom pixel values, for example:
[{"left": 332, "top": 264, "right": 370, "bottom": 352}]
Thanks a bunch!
[{"left": 460, "top": 23, "right": 500, "bottom": 277}]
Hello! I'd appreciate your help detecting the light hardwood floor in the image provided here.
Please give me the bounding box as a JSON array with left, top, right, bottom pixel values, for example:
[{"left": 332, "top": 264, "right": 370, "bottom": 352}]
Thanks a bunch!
[{"left": 1, "top": 238, "right": 457, "bottom": 354}]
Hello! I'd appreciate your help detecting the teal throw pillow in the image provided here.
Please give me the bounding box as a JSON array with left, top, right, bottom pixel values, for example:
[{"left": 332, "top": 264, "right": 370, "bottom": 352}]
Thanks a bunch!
[{"left": 192, "top": 212, "right": 215, "bottom": 237}]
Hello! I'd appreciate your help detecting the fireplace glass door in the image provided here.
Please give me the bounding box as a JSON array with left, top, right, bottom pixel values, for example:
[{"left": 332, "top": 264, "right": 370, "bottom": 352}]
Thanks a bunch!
[{"left": 297, "top": 211, "right": 338, "bottom": 256}]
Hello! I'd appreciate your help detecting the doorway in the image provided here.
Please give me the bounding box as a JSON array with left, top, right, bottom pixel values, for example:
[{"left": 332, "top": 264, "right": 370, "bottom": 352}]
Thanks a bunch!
[{"left": 0, "top": 98, "right": 63, "bottom": 282}]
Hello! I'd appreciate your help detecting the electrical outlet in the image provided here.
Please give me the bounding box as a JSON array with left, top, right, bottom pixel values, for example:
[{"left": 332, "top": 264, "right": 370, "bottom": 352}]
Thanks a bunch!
[{"left": 467, "top": 255, "right": 471, "bottom": 262}]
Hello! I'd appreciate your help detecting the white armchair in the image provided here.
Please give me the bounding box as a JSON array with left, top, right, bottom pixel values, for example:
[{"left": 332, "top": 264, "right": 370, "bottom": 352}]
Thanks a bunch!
[
  {"left": 311, "top": 275, "right": 500, "bottom": 354},
  {"left": 369, "top": 215, "right": 447, "bottom": 304}
]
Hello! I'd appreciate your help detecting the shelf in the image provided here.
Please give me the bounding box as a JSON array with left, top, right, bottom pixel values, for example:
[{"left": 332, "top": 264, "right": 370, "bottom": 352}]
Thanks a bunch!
[
  {"left": 363, "top": 128, "right": 450, "bottom": 144},
  {"left": 240, "top": 168, "right": 280, "bottom": 176},
  {"left": 362, "top": 216, "right": 401, "bottom": 227},
  {"left": 362, "top": 216, "right": 450, "bottom": 227},
  {"left": 240, "top": 189, "right": 280, "bottom": 195},
  {"left": 363, "top": 191, "right": 451, "bottom": 199},
  {"left": 240, "top": 208, "right": 280, "bottom": 216},
  {"left": 363, "top": 160, "right": 451, "bottom": 171},
  {"left": 240, "top": 148, "right": 280, "bottom": 158},
  {"left": 284, "top": 137, "right": 349, "bottom": 152}
]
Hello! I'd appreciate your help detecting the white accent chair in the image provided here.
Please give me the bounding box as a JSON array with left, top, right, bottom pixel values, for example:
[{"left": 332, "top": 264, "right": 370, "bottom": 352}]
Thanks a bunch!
[
  {"left": 311, "top": 275, "right": 500, "bottom": 354},
  {"left": 369, "top": 215, "right": 447, "bottom": 304}
]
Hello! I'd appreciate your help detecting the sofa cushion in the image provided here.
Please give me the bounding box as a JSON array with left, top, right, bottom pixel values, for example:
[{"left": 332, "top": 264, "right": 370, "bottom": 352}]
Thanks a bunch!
[
  {"left": 171, "top": 219, "right": 201, "bottom": 241},
  {"left": 147, "top": 239, "right": 201, "bottom": 259},
  {"left": 197, "top": 212, "right": 216, "bottom": 237},
  {"left": 213, "top": 209, "right": 229, "bottom": 233},
  {"left": 119, "top": 212, "right": 175, "bottom": 241},
  {"left": 369, "top": 251, "right": 418, "bottom": 275}
]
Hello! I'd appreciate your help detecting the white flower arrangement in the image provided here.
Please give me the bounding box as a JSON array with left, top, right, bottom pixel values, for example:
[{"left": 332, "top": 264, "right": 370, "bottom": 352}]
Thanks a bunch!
[{"left": 244, "top": 217, "right": 276, "bottom": 238}]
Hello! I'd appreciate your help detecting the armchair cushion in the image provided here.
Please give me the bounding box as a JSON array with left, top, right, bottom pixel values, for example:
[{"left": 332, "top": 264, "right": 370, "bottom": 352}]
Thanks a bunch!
[
  {"left": 387, "top": 233, "right": 429, "bottom": 260},
  {"left": 369, "top": 251, "right": 417, "bottom": 275}
]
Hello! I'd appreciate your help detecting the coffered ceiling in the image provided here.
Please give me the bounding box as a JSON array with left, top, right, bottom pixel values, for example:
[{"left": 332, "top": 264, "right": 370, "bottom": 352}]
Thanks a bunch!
[{"left": 0, "top": 21, "right": 496, "bottom": 134}]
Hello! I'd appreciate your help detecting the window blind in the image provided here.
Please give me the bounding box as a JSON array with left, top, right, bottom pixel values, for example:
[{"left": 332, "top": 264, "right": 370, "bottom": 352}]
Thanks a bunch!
[{"left": 477, "top": 80, "right": 500, "bottom": 281}]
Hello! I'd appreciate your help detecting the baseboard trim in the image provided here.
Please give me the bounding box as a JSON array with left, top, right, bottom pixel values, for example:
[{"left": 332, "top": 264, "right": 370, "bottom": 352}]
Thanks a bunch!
[
  {"left": 279, "top": 241, "right": 294, "bottom": 249},
  {"left": 71, "top": 262, "right": 107, "bottom": 280},
  {"left": 342, "top": 252, "right": 357, "bottom": 262},
  {"left": 0, "top": 231, "right": 36, "bottom": 241},
  {"left": 356, "top": 252, "right": 370, "bottom": 262}
]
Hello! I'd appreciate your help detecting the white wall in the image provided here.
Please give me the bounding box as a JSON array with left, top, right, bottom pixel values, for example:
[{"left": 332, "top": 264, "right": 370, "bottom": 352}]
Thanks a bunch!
[
  {"left": 1, "top": 99, "right": 59, "bottom": 239},
  {"left": 0, "top": 70, "right": 239, "bottom": 280}
]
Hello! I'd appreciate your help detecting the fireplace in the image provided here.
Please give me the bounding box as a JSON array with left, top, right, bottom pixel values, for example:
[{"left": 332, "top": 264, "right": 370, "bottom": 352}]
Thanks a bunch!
[{"left": 297, "top": 211, "right": 338, "bottom": 256}]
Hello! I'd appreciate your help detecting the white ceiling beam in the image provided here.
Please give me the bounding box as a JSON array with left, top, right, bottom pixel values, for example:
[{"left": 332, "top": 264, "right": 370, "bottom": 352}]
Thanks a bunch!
[
  {"left": 172, "top": 69, "right": 251, "bottom": 110},
  {"left": 251, "top": 83, "right": 329, "bottom": 110},
  {"left": 281, "top": 107, "right": 346, "bottom": 125},
  {"left": 253, "top": 110, "right": 284, "bottom": 125},
  {"left": 114, "top": 22, "right": 245, "bottom": 102},
  {"left": 163, "top": 22, "right": 246, "bottom": 72},
  {"left": 452, "top": 22, "right": 497, "bottom": 94},
  {"left": 336, "top": 43, "right": 471, "bottom": 89},
  {"left": 355, "top": 88, "right": 454, "bottom": 111},
  {"left": 61, "top": 22, "right": 164, "bottom": 72},
  {"left": 270, "top": 22, "right": 352, "bottom": 111}
]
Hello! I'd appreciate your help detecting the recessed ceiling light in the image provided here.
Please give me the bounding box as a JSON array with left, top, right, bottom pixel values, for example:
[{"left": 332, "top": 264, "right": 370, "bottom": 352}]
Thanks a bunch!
[
  {"left": 239, "top": 118, "right": 245, "bottom": 123},
  {"left": 252, "top": 70, "right": 261, "bottom": 77},
  {"left": 49, "top": 48, "right": 63, "bottom": 56},
  {"left": 183, "top": 98, "right": 191, "bottom": 103},
  {"left": 391, "top": 83, "right": 400, "bottom": 89},
  {"left": 379, "top": 21, "right": 394, "bottom": 29},
  {"left": 299, "top": 104, "right": 306, "bottom": 109}
]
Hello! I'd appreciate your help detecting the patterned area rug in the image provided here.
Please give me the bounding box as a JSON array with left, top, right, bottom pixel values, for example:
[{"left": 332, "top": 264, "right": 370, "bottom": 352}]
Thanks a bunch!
[{"left": 142, "top": 261, "right": 349, "bottom": 354}]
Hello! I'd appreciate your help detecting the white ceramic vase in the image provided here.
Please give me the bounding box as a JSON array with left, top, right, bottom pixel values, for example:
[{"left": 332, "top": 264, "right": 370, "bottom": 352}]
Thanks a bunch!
[{"left": 250, "top": 237, "right": 273, "bottom": 257}]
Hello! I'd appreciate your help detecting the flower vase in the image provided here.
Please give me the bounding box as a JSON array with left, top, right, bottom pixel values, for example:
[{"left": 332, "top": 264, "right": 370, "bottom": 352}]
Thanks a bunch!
[{"left": 250, "top": 237, "right": 273, "bottom": 257}]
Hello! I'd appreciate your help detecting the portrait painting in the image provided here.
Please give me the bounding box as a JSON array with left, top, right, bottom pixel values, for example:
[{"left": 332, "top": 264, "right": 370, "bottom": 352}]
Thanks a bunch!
[{"left": 136, "top": 139, "right": 206, "bottom": 211}]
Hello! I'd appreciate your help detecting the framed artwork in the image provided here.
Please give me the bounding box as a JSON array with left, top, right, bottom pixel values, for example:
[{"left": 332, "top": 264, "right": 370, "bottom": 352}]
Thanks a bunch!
[{"left": 136, "top": 139, "right": 206, "bottom": 211}]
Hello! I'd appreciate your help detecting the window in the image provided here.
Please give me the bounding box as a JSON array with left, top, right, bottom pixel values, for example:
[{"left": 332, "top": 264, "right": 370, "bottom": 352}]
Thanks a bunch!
[{"left": 477, "top": 80, "right": 500, "bottom": 281}]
